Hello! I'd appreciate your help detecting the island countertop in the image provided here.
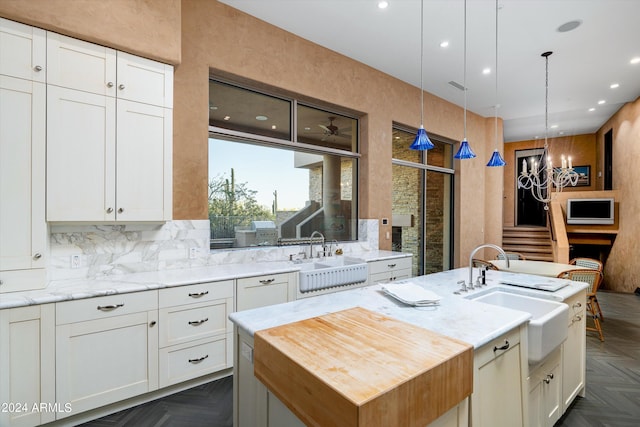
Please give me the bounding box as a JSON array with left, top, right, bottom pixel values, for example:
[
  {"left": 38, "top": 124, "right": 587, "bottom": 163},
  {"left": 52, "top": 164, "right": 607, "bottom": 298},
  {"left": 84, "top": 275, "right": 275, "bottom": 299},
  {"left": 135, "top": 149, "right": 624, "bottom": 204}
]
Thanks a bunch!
[{"left": 229, "top": 267, "right": 588, "bottom": 349}]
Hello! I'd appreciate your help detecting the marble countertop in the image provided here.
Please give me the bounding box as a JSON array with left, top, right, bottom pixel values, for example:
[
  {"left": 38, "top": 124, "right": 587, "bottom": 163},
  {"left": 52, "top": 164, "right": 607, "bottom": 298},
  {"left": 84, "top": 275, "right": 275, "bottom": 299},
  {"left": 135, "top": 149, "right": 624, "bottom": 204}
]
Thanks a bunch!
[
  {"left": 229, "top": 268, "right": 588, "bottom": 349},
  {"left": 0, "top": 250, "right": 409, "bottom": 309}
]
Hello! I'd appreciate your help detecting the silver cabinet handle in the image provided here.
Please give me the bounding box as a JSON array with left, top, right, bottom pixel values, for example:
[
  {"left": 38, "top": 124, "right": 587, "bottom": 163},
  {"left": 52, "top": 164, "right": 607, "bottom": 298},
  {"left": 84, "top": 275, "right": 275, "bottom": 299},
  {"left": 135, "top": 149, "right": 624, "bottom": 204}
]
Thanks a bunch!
[
  {"left": 33, "top": 253, "right": 42, "bottom": 260},
  {"left": 259, "top": 278, "right": 275, "bottom": 285},
  {"left": 188, "top": 355, "right": 209, "bottom": 364},
  {"left": 573, "top": 302, "right": 582, "bottom": 308},
  {"left": 188, "top": 318, "right": 209, "bottom": 326},
  {"left": 188, "top": 291, "right": 209, "bottom": 298},
  {"left": 34, "top": 65, "right": 42, "bottom": 71},
  {"left": 544, "top": 373, "right": 554, "bottom": 384},
  {"left": 118, "top": 84, "right": 125, "bottom": 90},
  {"left": 106, "top": 207, "right": 113, "bottom": 213},
  {"left": 493, "top": 340, "right": 510, "bottom": 352},
  {"left": 107, "top": 82, "right": 114, "bottom": 88},
  {"left": 117, "top": 207, "right": 124, "bottom": 213},
  {"left": 97, "top": 303, "right": 124, "bottom": 311}
]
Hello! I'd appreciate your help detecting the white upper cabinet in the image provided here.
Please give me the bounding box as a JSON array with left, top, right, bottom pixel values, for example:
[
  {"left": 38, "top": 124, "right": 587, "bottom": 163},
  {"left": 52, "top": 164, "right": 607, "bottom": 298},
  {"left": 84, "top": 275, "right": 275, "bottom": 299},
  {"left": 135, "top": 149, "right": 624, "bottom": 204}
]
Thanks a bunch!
[
  {"left": 0, "top": 17, "right": 46, "bottom": 82},
  {"left": 0, "top": 18, "right": 47, "bottom": 293},
  {"left": 46, "top": 33, "right": 173, "bottom": 222}
]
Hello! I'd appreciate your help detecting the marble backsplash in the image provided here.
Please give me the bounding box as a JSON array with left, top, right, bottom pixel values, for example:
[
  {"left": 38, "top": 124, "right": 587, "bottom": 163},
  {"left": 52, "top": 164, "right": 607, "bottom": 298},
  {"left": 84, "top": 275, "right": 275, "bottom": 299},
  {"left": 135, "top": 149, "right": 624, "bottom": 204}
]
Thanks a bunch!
[{"left": 48, "top": 219, "right": 379, "bottom": 281}]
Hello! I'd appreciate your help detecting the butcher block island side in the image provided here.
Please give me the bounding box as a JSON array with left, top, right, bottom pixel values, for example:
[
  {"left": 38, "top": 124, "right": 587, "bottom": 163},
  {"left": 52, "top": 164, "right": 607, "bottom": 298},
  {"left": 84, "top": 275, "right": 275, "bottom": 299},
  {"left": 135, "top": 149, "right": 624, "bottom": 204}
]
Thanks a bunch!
[{"left": 254, "top": 307, "right": 473, "bottom": 427}]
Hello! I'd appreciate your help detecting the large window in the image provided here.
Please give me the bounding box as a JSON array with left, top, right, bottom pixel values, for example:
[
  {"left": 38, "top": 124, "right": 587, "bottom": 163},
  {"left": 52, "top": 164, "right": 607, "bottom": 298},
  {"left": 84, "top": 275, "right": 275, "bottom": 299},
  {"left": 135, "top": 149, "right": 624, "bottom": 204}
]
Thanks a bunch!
[
  {"left": 208, "top": 80, "right": 359, "bottom": 249},
  {"left": 391, "top": 127, "right": 454, "bottom": 275}
]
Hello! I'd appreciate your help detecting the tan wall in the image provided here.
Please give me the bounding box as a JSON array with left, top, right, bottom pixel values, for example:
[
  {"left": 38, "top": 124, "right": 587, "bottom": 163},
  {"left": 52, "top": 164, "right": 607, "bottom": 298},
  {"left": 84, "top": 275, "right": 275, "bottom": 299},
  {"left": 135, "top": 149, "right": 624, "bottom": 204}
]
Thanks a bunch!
[
  {"left": 503, "top": 134, "right": 596, "bottom": 226},
  {"left": 595, "top": 97, "right": 640, "bottom": 293},
  {"left": 0, "top": 0, "right": 181, "bottom": 64},
  {"left": 1, "top": 0, "right": 505, "bottom": 267}
]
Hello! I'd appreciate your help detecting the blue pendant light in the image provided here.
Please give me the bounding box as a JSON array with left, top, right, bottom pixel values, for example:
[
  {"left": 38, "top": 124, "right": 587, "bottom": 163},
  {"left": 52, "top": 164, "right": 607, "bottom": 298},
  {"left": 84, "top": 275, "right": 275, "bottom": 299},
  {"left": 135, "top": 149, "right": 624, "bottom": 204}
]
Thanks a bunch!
[
  {"left": 487, "top": 0, "right": 506, "bottom": 167},
  {"left": 410, "top": 0, "right": 434, "bottom": 151},
  {"left": 454, "top": 0, "right": 476, "bottom": 160}
]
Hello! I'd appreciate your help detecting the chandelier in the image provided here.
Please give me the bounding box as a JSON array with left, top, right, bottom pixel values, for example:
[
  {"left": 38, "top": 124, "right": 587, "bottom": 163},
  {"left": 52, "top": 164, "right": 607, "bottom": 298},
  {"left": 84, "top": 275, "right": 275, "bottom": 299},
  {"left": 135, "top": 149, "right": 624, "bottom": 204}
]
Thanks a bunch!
[{"left": 517, "top": 51, "right": 578, "bottom": 209}]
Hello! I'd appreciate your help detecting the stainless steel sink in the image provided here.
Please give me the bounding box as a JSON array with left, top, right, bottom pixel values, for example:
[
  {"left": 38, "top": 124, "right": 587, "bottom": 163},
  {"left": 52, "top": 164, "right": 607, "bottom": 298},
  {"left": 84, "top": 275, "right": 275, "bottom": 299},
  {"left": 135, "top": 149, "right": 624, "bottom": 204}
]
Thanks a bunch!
[
  {"left": 467, "top": 288, "right": 569, "bottom": 364},
  {"left": 297, "top": 256, "right": 368, "bottom": 294}
]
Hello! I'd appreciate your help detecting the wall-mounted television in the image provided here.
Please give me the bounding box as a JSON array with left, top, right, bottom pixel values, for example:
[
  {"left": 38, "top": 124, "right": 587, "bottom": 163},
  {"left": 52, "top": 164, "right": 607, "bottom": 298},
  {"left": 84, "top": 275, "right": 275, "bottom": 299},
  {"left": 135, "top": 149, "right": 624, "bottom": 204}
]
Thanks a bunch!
[{"left": 566, "top": 198, "right": 614, "bottom": 225}]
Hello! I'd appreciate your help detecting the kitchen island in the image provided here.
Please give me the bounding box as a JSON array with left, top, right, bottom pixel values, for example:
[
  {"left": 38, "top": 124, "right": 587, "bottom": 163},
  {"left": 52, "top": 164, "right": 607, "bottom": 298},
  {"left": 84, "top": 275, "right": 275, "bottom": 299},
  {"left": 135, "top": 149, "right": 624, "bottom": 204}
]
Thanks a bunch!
[{"left": 230, "top": 267, "right": 588, "bottom": 427}]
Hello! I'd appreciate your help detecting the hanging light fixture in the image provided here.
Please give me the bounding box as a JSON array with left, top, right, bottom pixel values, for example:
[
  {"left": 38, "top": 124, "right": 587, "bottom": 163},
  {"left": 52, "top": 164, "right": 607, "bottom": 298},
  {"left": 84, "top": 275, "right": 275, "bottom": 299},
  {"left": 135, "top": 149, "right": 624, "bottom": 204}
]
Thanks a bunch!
[
  {"left": 517, "top": 51, "right": 579, "bottom": 208},
  {"left": 410, "top": 0, "right": 434, "bottom": 151},
  {"left": 486, "top": 0, "right": 506, "bottom": 167},
  {"left": 454, "top": 0, "right": 476, "bottom": 159}
]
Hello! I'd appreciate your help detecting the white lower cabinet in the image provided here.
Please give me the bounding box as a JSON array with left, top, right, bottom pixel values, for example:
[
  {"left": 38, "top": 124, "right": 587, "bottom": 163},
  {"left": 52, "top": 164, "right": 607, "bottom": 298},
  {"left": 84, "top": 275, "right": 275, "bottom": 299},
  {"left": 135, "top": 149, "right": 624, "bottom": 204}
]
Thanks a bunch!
[
  {"left": 158, "top": 281, "right": 233, "bottom": 388},
  {"left": 528, "top": 348, "right": 562, "bottom": 427},
  {"left": 562, "top": 289, "right": 586, "bottom": 411},
  {"left": 55, "top": 292, "right": 158, "bottom": 419},
  {"left": 0, "top": 304, "right": 55, "bottom": 427},
  {"left": 368, "top": 256, "right": 412, "bottom": 284},
  {"left": 471, "top": 325, "right": 526, "bottom": 427}
]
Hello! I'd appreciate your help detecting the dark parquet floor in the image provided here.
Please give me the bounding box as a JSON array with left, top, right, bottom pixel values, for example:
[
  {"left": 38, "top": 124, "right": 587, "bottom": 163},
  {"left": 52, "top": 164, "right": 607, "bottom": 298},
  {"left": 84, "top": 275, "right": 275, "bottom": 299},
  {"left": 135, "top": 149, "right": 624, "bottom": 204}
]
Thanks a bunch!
[{"left": 81, "top": 291, "right": 639, "bottom": 427}]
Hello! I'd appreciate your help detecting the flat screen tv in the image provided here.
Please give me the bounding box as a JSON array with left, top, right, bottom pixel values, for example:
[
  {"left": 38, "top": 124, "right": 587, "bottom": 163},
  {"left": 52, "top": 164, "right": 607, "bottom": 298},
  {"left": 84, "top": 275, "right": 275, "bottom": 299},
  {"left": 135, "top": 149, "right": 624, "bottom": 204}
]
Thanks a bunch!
[{"left": 566, "top": 198, "right": 614, "bottom": 225}]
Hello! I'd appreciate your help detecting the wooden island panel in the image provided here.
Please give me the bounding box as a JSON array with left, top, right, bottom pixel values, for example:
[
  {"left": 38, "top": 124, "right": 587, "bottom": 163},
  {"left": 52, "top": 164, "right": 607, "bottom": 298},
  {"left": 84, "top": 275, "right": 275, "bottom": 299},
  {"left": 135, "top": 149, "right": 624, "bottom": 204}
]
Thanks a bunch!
[{"left": 254, "top": 306, "right": 473, "bottom": 427}]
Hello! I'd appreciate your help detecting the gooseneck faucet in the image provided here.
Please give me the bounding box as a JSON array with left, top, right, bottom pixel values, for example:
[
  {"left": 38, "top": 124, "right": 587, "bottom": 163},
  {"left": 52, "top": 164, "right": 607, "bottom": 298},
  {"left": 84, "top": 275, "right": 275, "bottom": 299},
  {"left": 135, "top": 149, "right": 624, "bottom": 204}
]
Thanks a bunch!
[
  {"left": 309, "top": 231, "right": 325, "bottom": 258},
  {"left": 462, "top": 244, "right": 510, "bottom": 291}
]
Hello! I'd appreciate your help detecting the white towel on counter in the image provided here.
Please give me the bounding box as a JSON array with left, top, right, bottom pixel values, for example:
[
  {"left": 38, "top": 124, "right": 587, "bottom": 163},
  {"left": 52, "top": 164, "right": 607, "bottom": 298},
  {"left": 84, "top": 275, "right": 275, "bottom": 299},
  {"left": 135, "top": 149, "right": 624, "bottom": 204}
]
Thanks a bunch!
[{"left": 381, "top": 282, "right": 441, "bottom": 306}]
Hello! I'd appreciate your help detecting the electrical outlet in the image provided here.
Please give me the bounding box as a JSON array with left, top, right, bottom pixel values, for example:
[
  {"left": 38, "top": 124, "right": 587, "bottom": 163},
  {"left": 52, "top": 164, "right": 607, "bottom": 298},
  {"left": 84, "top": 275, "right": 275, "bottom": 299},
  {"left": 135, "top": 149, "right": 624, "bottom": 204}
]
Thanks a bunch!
[
  {"left": 189, "top": 247, "right": 198, "bottom": 259},
  {"left": 71, "top": 254, "right": 81, "bottom": 269}
]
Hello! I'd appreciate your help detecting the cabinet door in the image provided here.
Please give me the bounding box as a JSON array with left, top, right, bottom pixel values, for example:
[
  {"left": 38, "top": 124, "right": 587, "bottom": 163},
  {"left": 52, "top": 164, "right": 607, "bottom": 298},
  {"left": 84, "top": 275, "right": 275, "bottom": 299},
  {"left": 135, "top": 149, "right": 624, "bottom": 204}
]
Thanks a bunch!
[
  {"left": 562, "top": 290, "right": 586, "bottom": 410},
  {"left": 0, "top": 304, "right": 55, "bottom": 427},
  {"left": 115, "top": 99, "right": 171, "bottom": 221},
  {"left": 472, "top": 330, "right": 524, "bottom": 427},
  {"left": 55, "top": 310, "right": 158, "bottom": 419},
  {"left": 116, "top": 51, "right": 173, "bottom": 108},
  {"left": 46, "top": 32, "right": 116, "bottom": 96},
  {"left": 0, "top": 18, "right": 46, "bottom": 82},
  {"left": 529, "top": 351, "right": 562, "bottom": 427},
  {"left": 237, "top": 274, "right": 291, "bottom": 312},
  {"left": 47, "top": 86, "right": 116, "bottom": 221},
  {"left": 0, "top": 75, "right": 46, "bottom": 291}
]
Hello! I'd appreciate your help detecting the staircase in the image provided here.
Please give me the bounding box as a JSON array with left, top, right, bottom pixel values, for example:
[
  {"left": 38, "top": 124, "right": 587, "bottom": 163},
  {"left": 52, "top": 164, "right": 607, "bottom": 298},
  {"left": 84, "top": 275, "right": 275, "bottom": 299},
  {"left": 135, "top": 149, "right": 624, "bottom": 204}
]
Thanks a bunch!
[{"left": 502, "top": 226, "right": 554, "bottom": 262}]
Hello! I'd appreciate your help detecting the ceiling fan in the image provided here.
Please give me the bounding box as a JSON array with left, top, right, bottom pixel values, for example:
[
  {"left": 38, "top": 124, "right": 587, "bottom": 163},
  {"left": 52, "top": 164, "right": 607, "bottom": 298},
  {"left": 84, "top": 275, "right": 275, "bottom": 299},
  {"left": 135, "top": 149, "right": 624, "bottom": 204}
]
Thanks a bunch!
[{"left": 315, "top": 116, "right": 351, "bottom": 141}]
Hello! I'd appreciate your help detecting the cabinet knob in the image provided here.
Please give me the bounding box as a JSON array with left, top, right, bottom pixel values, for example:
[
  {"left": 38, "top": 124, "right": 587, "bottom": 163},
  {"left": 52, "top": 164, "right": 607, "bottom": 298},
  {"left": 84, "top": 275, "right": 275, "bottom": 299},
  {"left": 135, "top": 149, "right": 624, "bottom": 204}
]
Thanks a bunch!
[
  {"left": 118, "top": 84, "right": 125, "bottom": 90},
  {"left": 34, "top": 65, "right": 42, "bottom": 71},
  {"left": 544, "top": 373, "right": 554, "bottom": 384},
  {"left": 106, "top": 207, "right": 113, "bottom": 213},
  {"left": 573, "top": 302, "right": 582, "bottom": 308},
  {"left": 107, "top": 82, "right": 114, "bottom": 88},
  {"left": 33, "top": 253, "right": 42, "bottom": 260},
  {"left": 118, "top": 208, "right": 124, "bottom": 214},
  {"left": 149, "top": 321, "right": 157, "bottom": 327},
  {"left": 0, "top": 280, "right": 3, "bottom": 285}
]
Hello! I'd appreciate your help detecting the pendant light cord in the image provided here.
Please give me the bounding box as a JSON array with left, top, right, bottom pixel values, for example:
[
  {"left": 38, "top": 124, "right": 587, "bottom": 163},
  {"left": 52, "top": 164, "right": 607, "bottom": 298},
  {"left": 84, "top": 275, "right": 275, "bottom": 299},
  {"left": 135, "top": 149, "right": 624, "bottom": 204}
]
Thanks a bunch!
[
  {"left": 494, "top": 0, "right": 499, "bottom": 148},
  {"left": 420, "top": 0, "right": 424, "bottom": 126},
  {"left": 544, "top": 53, "right": 549, "bottom": 150},
  {"left": 463, "top": 0, "right": 467, "bottom": 139}
]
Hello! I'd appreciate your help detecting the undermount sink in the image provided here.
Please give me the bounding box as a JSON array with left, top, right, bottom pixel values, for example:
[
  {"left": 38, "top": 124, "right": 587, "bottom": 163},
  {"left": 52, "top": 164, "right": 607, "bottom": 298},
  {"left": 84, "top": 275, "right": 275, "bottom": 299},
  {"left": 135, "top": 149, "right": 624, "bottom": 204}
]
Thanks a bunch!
[
  {"left": 297, "top": 256, "right": 368, "bottom": 294},
  {"left": 467, "top": 288, "right": 569, "bottom": 364}
]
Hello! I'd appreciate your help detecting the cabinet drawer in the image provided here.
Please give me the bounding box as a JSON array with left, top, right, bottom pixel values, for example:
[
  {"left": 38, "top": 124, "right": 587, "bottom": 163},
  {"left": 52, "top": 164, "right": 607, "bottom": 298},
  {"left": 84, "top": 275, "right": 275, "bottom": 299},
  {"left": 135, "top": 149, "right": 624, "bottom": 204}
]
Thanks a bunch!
[
  {"left": 159, "top": 299, "right": 232, "bottom": 348},
  {"left": 56, "top": 291, "right": 158, "bottom": 325},
  {"left": 237, "top": 273, "right": 291, "bottom": 312},
  {"left": 368, "top": 257, "right": 412, "bottom": 275},
  {"left": 369, "top": 270, "right": 411, "bottom": 285},
  {"left": 159, "top": 280, "right": 233, "bottom": 308},
  {"left": 158, "top": 335, "right": 231, "bottom": 388},
  {"left": 475, "top": 327, "right": 522, "bottom": 367}
]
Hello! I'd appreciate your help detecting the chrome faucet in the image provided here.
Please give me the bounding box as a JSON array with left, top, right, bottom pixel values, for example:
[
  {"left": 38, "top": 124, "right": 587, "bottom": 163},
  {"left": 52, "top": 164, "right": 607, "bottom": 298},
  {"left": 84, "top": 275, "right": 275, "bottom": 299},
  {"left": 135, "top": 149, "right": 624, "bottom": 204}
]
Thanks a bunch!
[
  {"left": 461, "top": 244, "right": 510, "bottom": 292},
  {"left": 309, "top": 231, "right": 325, "bottom": 258}
]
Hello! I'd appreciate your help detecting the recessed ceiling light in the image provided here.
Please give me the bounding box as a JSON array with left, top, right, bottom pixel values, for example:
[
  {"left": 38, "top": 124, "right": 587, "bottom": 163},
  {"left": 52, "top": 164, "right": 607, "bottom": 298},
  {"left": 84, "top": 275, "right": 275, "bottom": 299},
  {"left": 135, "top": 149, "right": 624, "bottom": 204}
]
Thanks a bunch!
[
  {"left": 223, "top": 115, "right": 231, "bottom": 121},
  {"left": 482, "top": 67, "right": 491, "bottom": 75},
  {"left": 598, "top": 100, "right": 606, "bottom": 105},
  {"left": 558, "top": 131, "right": 565, "bottom": 135},
  {"left": 271, "top": 125, "right": 277, "bottom": 129},
  {"left": 304, "top": 127, "right": 311, "bottom": 131},
  {"left": 550, "top": 124, "right": 558, "bottom": 129},
  {"left": 440, "top": 40, "right": 449, "bottom": 48},
  {"left": 377, "top": 1, "right": 389, "bottom": 9},
  {"left": 588, "top": 107, "right": 596, "bottom": 112},
  {"left": 557, "top": 20, "right": 582, "bottom": 33},
  {"left": 209, "top": 105, "right": 218, "bottom": 110},
  {"left": 255, "top": 115, "right": 268, "bottom": 121},
  {"left": 630, "top": 57, "right": 640, "bottom": 65},
  {"left": 610, "top": 83, "right": 619, "bottom": 89}
]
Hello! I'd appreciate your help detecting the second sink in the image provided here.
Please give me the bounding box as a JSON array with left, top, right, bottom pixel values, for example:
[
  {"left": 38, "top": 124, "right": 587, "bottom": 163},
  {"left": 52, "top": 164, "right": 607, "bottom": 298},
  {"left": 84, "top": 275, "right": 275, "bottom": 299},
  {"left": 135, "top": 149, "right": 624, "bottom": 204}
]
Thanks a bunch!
[{"left": 467, "top": 289, "right": 569, "bottom": 364}]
